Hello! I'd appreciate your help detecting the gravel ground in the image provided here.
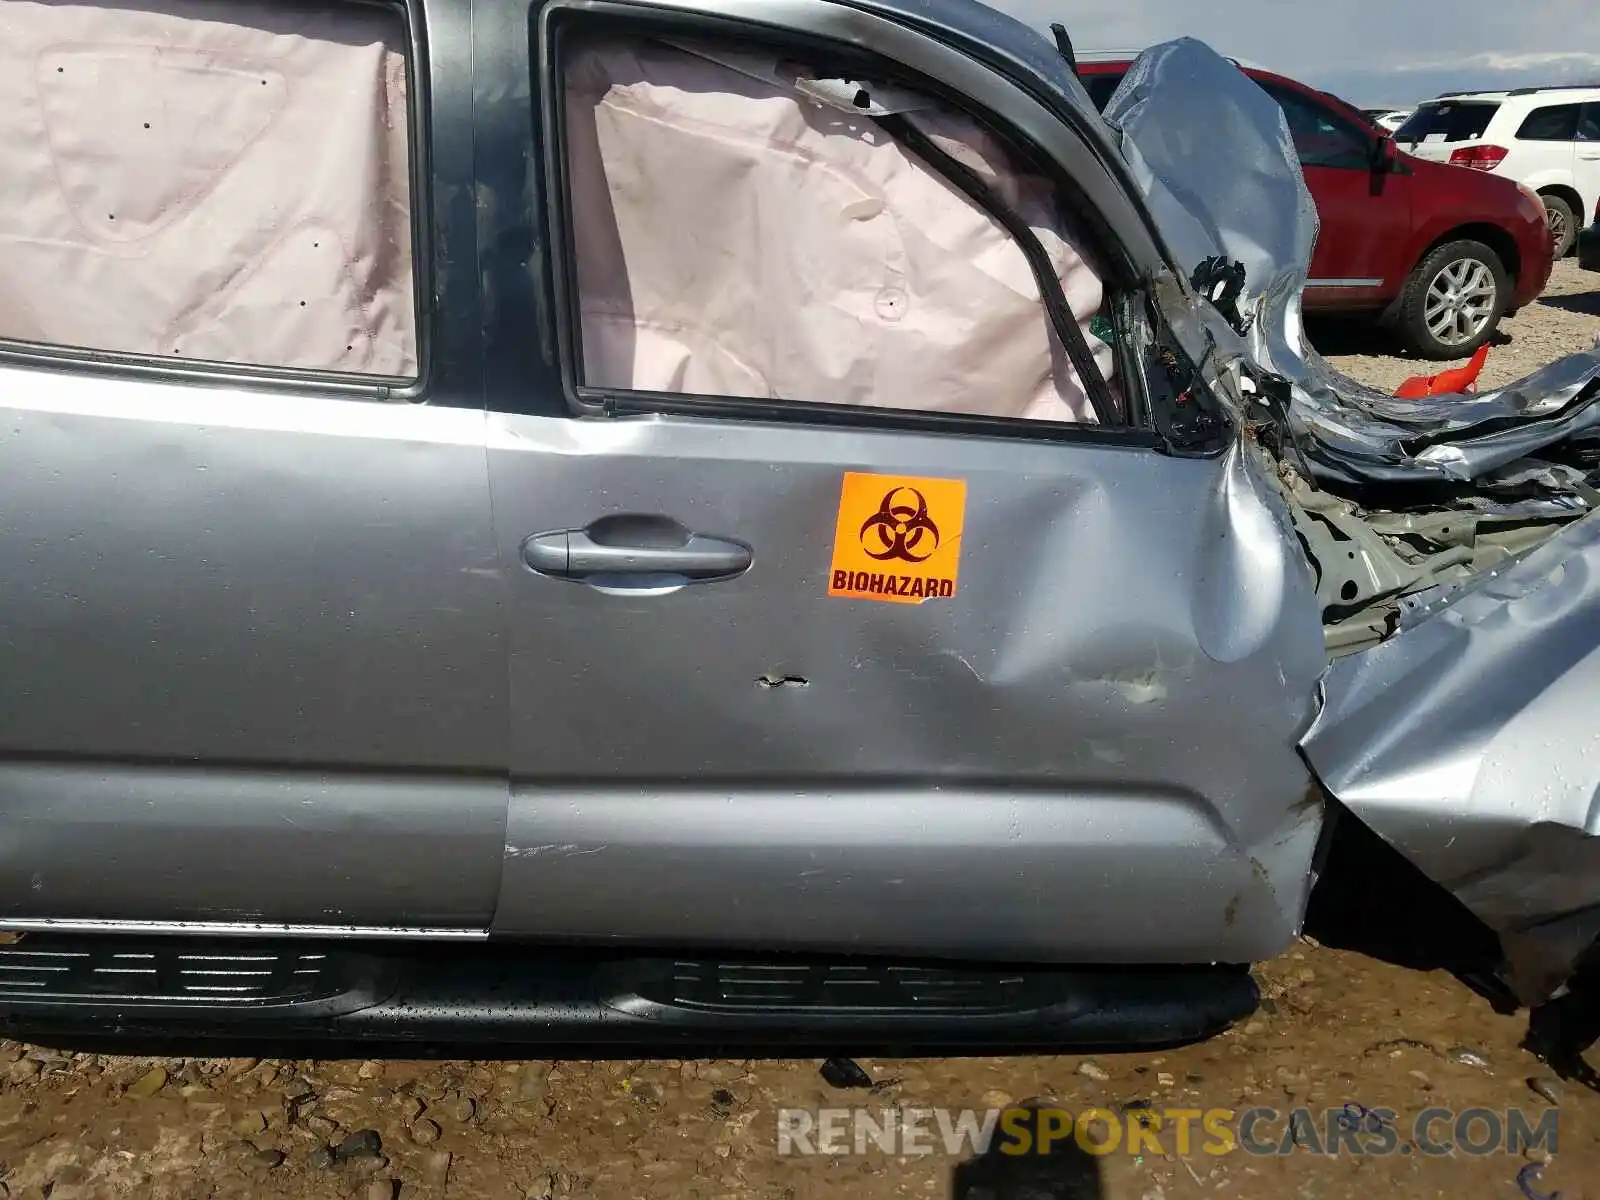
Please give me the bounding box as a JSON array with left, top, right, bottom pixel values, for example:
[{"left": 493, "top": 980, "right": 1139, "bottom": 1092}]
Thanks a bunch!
[
  {"left": 0, "top": 264, "right": 1597, "bottom": 1200},
  {"left": 1316, "top": 259, "right": 1600, "bottom": 389}
]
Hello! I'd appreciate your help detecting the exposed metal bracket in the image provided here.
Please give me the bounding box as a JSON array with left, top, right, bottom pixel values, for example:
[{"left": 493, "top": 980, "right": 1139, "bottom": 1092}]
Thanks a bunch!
[{"left": 1278, "top": 472, "right": 1586, "bottom": 658}]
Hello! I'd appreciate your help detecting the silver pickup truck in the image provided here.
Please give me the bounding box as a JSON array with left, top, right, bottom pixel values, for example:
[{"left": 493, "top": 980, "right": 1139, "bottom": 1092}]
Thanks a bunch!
[{"left": 0, "top": 0, "right": 1597, "bottom": 1052}]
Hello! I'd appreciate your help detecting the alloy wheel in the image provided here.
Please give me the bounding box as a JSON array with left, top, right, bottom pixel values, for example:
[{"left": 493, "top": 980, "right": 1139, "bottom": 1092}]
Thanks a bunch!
[
  {"left": 1546, "top": 203, "right": 1570, "bottom": 250},
  {"left": 1424, "top": 259, "right": 1498, "bottom": 348}
]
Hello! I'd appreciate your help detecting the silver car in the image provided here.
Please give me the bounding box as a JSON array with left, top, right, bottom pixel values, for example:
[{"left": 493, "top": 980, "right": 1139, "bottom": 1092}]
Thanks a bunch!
[{"left": 0, "top": 0, "right": 1597, "bottom": 1050}]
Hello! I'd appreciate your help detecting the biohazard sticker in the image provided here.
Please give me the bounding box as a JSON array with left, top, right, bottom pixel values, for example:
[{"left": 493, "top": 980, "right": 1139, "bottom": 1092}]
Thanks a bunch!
[{"left": 828, "top": 472, "right": 966, "bottom": 604}]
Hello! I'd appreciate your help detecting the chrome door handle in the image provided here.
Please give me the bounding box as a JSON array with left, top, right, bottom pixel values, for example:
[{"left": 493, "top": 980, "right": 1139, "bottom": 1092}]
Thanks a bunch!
[{"left": 522, "top": 517, "right": 752, "bottom": 584}]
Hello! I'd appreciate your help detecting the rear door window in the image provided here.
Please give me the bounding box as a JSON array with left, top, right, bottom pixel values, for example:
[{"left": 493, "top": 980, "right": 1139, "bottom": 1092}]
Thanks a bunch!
[
  {"left": 0, "top": 0, "right": 420, "bottom": 380},
  {"left": 1516, "top": 104, "right": 1582, "bottom": 142},
  {"left": 1395, "top": 101, "right": 1499, "bottom": 143},
  {"left": 1578, "top": 104, "right": 1600, "bottom": 142}
]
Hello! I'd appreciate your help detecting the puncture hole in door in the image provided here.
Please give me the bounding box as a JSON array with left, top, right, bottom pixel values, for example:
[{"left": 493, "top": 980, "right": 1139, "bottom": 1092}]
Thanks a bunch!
[{"left": 757, "top": 674, "right": 810, "bottom": 689}]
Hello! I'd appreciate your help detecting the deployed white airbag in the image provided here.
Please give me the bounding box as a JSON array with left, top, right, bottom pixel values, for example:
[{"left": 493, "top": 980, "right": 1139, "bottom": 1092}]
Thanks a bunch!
[
  {"left": 564, "top": 34, "right": 1116, "bottom": 423},
  {"left": 0, "top": 0, "right": 418, "bottom": 377}
]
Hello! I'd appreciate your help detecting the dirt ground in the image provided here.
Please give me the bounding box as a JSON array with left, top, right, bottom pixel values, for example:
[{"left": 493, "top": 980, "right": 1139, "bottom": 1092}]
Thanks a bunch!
[
  {"left": 1, "top": 264, "right": 1598, "bottom": 1200},
  {"left": 1315, "top": 258, "right": 1600, "bottom": 387}
]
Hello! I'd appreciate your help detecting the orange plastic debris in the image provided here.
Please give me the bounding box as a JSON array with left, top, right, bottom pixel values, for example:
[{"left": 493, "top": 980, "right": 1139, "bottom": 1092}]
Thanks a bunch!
[{"left": 1394, "top": 344, "right": 1490, "bottom": 399}]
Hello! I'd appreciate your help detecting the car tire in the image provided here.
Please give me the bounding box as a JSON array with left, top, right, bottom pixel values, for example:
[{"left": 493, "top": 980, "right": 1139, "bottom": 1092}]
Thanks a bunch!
[
  {"left": 1542, "top": 193, "right": 1578, "bottom": 259},
  {"left": 1395, "top": 240, "right": 1511, "bottom": 361}
]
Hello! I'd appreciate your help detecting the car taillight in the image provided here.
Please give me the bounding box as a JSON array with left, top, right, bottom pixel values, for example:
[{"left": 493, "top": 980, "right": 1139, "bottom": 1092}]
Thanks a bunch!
[{"left": 1449, "top": 144, "right": 1509, "bottom": 171}]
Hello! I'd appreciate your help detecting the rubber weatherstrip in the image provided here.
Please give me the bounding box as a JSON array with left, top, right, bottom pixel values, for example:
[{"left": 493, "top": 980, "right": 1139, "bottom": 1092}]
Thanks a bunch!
[{"left": 874, "top": 111, "right": 1123, "bottom": 427}]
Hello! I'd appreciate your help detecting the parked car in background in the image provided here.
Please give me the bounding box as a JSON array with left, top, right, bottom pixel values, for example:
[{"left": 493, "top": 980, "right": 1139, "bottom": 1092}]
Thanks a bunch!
[
  {"left": 1394, "top": 87, "right": 1600, "bottom": 258},
  {"left": 1581, "top": 214, "right": 1600, "bottom": 271},
  {"left": 1363, "top": 107, "right": 1414, "bottom": 134},
  {"left": 1080, "top": 58, "right": 1555, "bottom": 358}
]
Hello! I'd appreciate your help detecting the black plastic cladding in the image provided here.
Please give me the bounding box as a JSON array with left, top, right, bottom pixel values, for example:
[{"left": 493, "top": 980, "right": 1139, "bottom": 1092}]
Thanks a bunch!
[
  {"left": 0, "top": 938, "right": 1260, "bottom": 1051},
  {"left": 475, "top": 0, "right": 563, "bottom": 415}
]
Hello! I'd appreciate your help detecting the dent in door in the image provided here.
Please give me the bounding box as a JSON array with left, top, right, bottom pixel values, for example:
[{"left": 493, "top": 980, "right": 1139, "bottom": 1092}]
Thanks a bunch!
[{"left": 490, "top": 410, "right": 1329, "bottom": 963}]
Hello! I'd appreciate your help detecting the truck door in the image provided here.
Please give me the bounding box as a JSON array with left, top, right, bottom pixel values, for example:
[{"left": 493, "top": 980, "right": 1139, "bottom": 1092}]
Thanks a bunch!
[{"left": 475, "top": 0, "right": 1330, "bottom": 966}]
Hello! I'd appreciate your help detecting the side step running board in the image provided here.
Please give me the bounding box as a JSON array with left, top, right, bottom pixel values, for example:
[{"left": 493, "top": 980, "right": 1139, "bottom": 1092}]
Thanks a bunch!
[{"left": 0, "top": 937, "right": 1257, "bottom": 1052}]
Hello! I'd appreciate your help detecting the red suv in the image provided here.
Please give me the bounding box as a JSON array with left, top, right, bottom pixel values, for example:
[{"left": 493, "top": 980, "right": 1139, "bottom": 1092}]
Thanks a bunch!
[{"left": 1079, "top": 60, "right": 1555, "bottom": 359}]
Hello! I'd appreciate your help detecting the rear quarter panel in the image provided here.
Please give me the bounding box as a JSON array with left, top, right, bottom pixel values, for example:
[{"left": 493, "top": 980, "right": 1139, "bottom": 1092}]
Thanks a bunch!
[{"left": 1498, "top": 141, "right": 1578, "bottom": 198}]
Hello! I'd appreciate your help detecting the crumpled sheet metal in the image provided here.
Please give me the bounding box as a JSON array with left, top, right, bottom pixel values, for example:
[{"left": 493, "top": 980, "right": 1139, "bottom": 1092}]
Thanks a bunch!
[
  {"left": 1107, "top": 37, "right": 1600, "bottom": 1004},
  {"left": 1103, "top": 38, "right": 1600, "bottom": 498},
  {"left": 1101, "top": 39, "right": 1317, "bottom": 343},
  {"left": 1301, "top": 513, "right": 1600, "bottom": 1004}
]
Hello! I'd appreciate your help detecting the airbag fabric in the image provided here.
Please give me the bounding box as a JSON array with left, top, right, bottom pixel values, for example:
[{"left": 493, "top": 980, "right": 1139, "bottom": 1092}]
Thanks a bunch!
[
  {"left": 0, "top": 0, "right": 417, "bottom": 377},
  {"left": 564, "top": 34, "right": 1115, "bottom": 423}
]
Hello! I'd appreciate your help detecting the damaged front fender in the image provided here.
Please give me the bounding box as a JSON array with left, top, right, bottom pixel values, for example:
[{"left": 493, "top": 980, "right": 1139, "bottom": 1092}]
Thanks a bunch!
[
  {"left": 1107, "top": 36, "right": 1600, "bottom": 1005},
  {"left": 1302, "top": 512, "right": 1600, "bottom": 1006}
]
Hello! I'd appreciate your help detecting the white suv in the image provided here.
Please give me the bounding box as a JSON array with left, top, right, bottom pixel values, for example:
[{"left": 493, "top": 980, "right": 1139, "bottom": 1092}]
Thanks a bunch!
[{"left": 1395, "top": 87, "right": 1600, "bottom": 257}]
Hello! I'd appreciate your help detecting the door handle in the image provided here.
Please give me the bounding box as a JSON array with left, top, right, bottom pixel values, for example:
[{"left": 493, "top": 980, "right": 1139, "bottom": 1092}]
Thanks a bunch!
[
  {"left": 522, "top": 515, "right": 752, "bottom": 584},
  {"left": 1579, "top": 151, "right": 1600, "bottom": 160}
]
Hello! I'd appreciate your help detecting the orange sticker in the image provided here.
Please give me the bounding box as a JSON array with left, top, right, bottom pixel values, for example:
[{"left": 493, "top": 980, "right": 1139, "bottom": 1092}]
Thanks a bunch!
[{"left": 828, "top": 472, "right": 967, "bottom": 604}]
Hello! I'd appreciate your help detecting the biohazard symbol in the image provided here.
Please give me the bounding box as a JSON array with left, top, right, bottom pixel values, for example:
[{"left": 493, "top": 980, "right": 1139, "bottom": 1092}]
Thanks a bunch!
[
  {"left": 859, "top": 487, "right": 940, "bottom": 563},
  {"left": 829, "top": 472, "right": 965, "bottom": 604}
]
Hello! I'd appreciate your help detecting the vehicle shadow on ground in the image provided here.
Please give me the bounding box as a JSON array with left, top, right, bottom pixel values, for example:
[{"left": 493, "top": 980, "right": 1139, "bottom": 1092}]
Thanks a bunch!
[
  {"left": 1307, "top": 807, "right": 1600, "bottom": 1093},
  {"left": 1540, "top": 291, "right": 1600, "bottom": 318},
  {"left": 1526, "top": 971, "right": 1600, "bottom": 1093},
  {"left": 949, "top": 1102, "right": 1103, "bottom": 1200},
  {"left": 1302, "top": 317, "right": 1403, "bottom": 358},
  {"left": 1304, "top": 317, "right": 1516, "bottom": 360},
  {"left": 1304, "top": 810, "right": 1512, "bottom": 1003}
]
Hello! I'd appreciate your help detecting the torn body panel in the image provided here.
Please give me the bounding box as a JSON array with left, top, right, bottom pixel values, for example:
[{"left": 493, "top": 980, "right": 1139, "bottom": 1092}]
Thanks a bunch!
[
  {"left": 1301, "top": 513, "right": 1600, "bottom": 1005},
  {"left": 1106, "top": 37, "right": 1600, "bottom": 1003}
]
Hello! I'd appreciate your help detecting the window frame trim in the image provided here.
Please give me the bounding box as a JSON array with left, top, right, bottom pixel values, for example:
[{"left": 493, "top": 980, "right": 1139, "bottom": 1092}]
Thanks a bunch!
[
  {"left": 0, "top": 0, "right": 437, "bottom": 404},
  {"left": 535, "top": 0, "right": 1191, "bottom": 452}
]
